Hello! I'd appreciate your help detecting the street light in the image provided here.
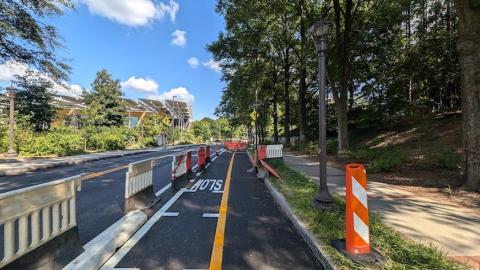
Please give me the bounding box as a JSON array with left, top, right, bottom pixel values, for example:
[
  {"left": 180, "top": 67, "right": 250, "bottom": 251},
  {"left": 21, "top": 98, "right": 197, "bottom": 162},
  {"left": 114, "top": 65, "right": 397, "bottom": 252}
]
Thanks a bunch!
[
  {"left": 172, "top": 96, "right": 177, "bottom": 146},
  {"left": 310, "top": 20, "right": 333, "bottom": 209},
  {"left": 5, "top": 86, "right": 18, "bottom": 158}
]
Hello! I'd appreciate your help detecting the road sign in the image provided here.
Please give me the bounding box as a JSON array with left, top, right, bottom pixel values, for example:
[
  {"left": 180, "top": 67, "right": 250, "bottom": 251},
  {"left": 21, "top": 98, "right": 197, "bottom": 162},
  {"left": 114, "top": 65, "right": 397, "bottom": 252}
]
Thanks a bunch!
[
  {"left": 162, "top": 117, "right": 171, "bottom": 125},
  {"left": 250, "top": 111, "right": 256, "bottom": 121}
]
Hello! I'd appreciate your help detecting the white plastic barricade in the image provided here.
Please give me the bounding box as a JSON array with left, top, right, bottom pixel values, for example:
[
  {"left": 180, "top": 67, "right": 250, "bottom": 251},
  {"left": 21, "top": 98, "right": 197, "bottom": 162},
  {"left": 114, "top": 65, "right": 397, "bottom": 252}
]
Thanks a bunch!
[
  {"left": 266, "top": 144, "right": 283, "bottom": 159},
  {"left": 124, "top": 159, "right": 160, "bottom": 213},
  {"left": 172, "top": 151, "right": 193, "bottom": 182},
  {"left": 0, "top": 175, "right": 82, "bottom": 268}
]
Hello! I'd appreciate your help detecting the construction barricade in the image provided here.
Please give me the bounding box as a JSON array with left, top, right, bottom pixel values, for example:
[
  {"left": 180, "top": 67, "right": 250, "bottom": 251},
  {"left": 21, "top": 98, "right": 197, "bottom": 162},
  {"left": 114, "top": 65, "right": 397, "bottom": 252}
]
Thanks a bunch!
[
  {"left": 206, "top": 145, "right": 212, "bottom": 163},
  {"left": 0, "top": 175, "right": 82, "bottom": 269},
  {"left": 257, "top": 144, "right": 283, "bottom": 160},
  {"left": 172, "top": 150, "right": 193, "bottom": 182},
  {"left": 224, "top": 140, "right": 248, "bottom": 151},
  {"left": 197, "top": 147, "right": 207, "bottom": 171},
  {"left": 124, "top": 158, "right": 160, "bottom": 213},
  {"left": 345, "top": 163, "right": 370, "bottom": 255}
]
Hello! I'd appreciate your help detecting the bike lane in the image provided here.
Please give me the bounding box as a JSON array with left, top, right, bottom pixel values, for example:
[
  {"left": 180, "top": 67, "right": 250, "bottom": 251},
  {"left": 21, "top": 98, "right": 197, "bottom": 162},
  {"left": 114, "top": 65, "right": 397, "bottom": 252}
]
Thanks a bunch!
[{"left": 100, "top": 150, "right": 321, "bottom": 270}]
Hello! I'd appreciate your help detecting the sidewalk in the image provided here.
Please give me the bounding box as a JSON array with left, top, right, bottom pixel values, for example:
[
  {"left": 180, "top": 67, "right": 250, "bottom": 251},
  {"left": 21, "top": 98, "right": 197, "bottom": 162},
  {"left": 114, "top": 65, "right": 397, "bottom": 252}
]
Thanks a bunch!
[
  {"left": 283, "top": 152, "right": 480, "bottom": 269},
  {"left": 0, "top": 148, "right": 160, "bottom": 176}
]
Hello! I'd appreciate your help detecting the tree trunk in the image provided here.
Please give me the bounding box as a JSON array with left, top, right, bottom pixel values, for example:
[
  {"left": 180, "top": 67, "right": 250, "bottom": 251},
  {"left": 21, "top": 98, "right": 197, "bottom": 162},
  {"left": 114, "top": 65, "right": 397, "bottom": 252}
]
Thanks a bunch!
[
  {"left": 455, "top": 0, "right": 480, "bottom": 191},
  {"left": 298, "top": 0, "right": 307, "bottom": 143},
  {"left": 284, "top": 48, "right": 291, "bottom": 146},
  {"left": 273, "top": 89, "right": 279, "bottom": 143}
]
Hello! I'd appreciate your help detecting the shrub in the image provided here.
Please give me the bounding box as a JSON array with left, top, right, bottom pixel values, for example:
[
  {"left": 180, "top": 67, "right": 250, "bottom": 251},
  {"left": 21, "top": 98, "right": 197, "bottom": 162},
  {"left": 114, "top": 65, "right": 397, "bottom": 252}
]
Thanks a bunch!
[
  {"left": 367, "top": 149, "right": 406, "bottom": 173},
  {"left": 18, "top": 127, "right": 84, "bottom": 156},
  {"left": 88, "top": 127, "right": 133, "bottom": 151},
  {"left": 424, "top": 148, "right": 461, "bottom": 170}
]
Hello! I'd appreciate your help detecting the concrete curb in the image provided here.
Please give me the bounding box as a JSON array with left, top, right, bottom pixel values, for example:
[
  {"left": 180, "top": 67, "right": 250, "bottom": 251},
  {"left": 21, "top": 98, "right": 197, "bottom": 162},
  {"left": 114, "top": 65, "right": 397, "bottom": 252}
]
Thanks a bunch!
[
  {"left": 245, "top": 150, "right": 338, "bottom": 270},
  {"left": 0, "top": 149, "right": 155, "bottom": 177},
  {"left": 264, "top": 179, "right": 338, "bottom": 270},
  {"left": 63, "top": 210, "right": 147, "bottom": 270}
]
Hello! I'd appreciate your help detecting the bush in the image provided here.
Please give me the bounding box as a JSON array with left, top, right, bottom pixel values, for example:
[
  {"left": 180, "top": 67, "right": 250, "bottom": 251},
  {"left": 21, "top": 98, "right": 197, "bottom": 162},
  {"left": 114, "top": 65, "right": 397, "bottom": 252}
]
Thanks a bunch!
[
  {"left": 18, "top": 127, "right": 84, "bottom": 156},
  {"left": 424, "top": 148, "right": 461, "bottom": 170},
  {"left": 367, "top": 149, "right": 406, "bottom": 173},
  {"left": 88, "top": 127, "right": 134, "bottom": 151}
]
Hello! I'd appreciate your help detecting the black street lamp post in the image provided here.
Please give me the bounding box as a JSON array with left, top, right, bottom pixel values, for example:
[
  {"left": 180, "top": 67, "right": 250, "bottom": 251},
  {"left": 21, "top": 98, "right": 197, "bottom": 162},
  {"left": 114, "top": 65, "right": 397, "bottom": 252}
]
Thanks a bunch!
[{"left": 310, "top": 20, "right": 333, "bottom": 209}]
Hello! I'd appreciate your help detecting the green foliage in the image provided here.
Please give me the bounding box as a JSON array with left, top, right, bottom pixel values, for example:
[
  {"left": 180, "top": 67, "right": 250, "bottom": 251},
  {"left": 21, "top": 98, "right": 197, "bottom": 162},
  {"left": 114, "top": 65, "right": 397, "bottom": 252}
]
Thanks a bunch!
[
  {"left": 424, "top": 148, "right": 461, "bottom": 170},
  {"left": 88, "top": 127, "right": 135, "bottom": 151},
  {"left": 17, "top": 127, "right": 84, "bottom": 156},
  {"left": 0, "top": 0, "right": 73, "bottom": 81},
  {"left": 83, "top": 70, "right": 126, "bottom": 127},
  {"left": 268, "top": 159, "right": 468, "bottom": 270},
  {"left": 14, "top": 72, "right": 57, "bottom": 131}
]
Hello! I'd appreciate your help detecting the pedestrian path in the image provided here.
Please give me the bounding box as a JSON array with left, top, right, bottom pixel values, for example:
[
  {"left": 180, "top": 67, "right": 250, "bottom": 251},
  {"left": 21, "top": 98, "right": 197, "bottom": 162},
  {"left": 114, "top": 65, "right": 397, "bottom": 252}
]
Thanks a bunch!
[{"left": 283, "top": 153, "right": 480, "bottom": 269}]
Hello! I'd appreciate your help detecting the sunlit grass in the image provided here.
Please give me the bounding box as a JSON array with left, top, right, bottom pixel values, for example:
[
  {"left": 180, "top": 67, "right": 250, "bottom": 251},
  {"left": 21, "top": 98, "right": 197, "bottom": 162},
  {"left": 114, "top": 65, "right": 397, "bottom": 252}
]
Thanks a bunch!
[{"left": 267, "top": 159, "right": 469, "bottom": 270}]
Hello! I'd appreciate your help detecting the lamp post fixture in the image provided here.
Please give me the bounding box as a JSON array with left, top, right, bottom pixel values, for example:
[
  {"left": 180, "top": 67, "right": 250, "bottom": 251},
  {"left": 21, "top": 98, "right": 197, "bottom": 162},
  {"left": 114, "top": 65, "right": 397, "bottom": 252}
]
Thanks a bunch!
[
  {"left": 310, "top": 20, "right": 333, "bottom": 209},
  {"left": 5, "top": 86, "right": 18, "bottom": 158}
]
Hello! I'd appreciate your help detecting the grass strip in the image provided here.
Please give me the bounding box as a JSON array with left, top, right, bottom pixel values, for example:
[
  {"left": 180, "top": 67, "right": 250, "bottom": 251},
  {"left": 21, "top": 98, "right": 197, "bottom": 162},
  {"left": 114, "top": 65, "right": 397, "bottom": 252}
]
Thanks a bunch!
[{"left": 267, "top": 159, "right": 469, "bottom": 270}]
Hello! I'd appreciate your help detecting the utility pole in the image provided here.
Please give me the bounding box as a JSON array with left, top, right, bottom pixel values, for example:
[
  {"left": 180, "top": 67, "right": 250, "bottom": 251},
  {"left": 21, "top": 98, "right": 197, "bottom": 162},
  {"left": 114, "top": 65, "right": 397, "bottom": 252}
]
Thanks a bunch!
[{"left": 5, "top": 86, "right": 18, "bottom": 158}]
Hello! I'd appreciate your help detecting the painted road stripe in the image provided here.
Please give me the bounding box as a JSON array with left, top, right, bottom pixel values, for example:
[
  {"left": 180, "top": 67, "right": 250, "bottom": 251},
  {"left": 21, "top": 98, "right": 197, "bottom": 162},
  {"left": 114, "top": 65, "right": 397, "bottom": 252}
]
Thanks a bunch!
[
  {"left": 155, "top": 183, "right": 172, "bottom": 197},
  {"left": 212, "top": 190, "right": 223, "bottom": 194},
  {"left": 209, "top": 152, "right": 235, "bottom": 270},
  {"left": 162, "top": 212, "right": 179, "bottom": 217},
  {"left": 100, "top": 188, "right": 187, "bottom": 270},
  {"left": 202, "top": 213, "right": 219, "bottom": 218}
]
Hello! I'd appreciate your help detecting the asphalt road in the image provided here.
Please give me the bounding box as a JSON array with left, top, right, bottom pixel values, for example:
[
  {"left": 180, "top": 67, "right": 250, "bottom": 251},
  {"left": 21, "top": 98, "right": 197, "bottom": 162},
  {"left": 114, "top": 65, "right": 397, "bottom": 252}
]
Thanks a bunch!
[
  {"left": 101, "top": 151, "right": 322, "bottom": 270},
  {"left": 0, "top": 145, "right": 211, "bottom": 261}
]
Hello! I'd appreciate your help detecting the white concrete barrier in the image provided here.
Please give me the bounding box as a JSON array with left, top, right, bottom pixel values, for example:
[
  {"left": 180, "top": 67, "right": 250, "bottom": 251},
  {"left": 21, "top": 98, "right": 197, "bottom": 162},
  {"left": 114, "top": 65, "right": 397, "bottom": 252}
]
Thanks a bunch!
[
  {"left": 124, "top": 159, "right": 159, "bottom": 213},
  {"left": 266, "top": 144, "right": 283, "bottom": 159},
  {"left": 0, "top": 175, "right": 82, "bottom": 268}
]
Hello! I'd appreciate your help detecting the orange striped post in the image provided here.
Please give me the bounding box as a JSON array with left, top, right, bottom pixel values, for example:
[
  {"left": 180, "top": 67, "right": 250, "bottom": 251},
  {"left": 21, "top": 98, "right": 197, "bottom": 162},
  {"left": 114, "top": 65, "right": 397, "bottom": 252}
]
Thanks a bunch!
[{"left": 345, "top": 163, "right": 370, "bottom": 255}]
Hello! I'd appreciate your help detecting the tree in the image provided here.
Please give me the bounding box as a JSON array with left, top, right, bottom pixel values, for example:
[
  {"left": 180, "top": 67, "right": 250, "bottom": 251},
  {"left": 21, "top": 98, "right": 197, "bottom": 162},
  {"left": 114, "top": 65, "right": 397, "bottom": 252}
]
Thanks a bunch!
[
  {"left": 0, "top": 0, "right": 73, "bottom": 81},
  {"left": 14, "top": 71, "right": 57, "bottom": 131},
  {"left": 193, "top": 118, "right": 214, "bottom": 142},
  {"left": 455, "top": 0, "right": 480, "bottom": 191},
  {"left": 83, "top": 70, "right": 126, "bottom": 127}
]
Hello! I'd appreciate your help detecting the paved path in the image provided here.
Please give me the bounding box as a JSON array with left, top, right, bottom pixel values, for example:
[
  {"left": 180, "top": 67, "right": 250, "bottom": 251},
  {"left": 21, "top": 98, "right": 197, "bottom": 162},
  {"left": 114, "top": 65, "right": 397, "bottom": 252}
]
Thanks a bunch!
[
  {"left": 102, "top": 151, "right": 321, "bottom": 270},
  {"left": 283, "top": 153, "right": 480, "bottom": 269}
]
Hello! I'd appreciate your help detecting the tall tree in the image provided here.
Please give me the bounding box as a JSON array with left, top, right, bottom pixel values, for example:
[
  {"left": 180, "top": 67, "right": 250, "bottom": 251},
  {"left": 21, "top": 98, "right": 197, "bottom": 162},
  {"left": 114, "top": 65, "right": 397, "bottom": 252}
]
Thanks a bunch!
[
  {"left": 14, "top": 71, "right": 56, "bottom": 131},
  {"left": 0, "top": 0, "right": 73, "bottom": 81},
  {"left": 455, "top": 0, "right": 480, "bottom": 191},
  {"left": 83, "top": 70, "right": 126, "bottom": 127}
]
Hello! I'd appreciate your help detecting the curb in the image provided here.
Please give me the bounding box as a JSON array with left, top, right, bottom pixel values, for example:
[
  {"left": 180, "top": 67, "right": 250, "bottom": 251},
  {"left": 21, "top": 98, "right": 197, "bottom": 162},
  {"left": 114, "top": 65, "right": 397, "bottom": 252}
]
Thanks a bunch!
[
  {"left": 63, "top": 210, "right": 147, "bottom": 270},
  {"left": 0, "top": 149, "right": 156, "bottom": 177},
  {"left": 245, "top": 151, "right": 338, "bottom": 270},
  {"left": 264, "top": 179, "right": 338, "bottom": 270}
]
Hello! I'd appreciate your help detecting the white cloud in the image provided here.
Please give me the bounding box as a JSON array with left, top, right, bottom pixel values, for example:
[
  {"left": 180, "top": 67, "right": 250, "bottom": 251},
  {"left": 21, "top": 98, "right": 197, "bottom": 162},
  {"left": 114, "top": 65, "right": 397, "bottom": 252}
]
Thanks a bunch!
[
  {"left": 188, "top": 57, "right": 199, "bottom": 68},
  {"left": 80, "top": 0, "right": 179, "bottom": 27},
  {"left": 0, "top": 61, "right": 29, "bottom": 82},
  {"left": 171, "top": 30, "right": 186, "bottom": 47},
  {"left": 157, "top": 0, "right": 179, "bottom": 22},
  {"left": 148, "top": 87, "right": 194, "bottom": 104},
  {"left": 0, "top": 61, "right": 83, "bottom": 97},
  {"left": 203, "top": 59, "right": 221, "bottom": 72},
  {"left": 121, "top": 76, "right": 159, "bottom": 93}
]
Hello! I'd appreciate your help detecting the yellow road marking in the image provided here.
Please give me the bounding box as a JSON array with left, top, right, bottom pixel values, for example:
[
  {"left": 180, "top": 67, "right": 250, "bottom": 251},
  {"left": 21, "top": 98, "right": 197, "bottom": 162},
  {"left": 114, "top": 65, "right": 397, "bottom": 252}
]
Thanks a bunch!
[
  {"left": 82, "top": 165, "right": 129, "bottom": 180},
  {"left": 209, "top": 152, "right": 235, "bottom": 270}
]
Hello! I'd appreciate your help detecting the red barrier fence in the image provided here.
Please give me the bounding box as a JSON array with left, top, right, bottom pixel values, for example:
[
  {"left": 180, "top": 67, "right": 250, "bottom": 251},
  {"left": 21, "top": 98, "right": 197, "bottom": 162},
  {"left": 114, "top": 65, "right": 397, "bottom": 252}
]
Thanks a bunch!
[
  {"left": 345, "top": 163, "right": 370, "bottom": 255},
  {"left": 172, "top": 150, "right": 192, "bottom": 181},
  {"left": 225, "top": 141, "right": 248, "bottom": 151},
  {"left": 257, "top": 145, "right": 267, "bottom": 160},
  {"left": 198, "top": 147, "right": 207, "bottom": 171}
]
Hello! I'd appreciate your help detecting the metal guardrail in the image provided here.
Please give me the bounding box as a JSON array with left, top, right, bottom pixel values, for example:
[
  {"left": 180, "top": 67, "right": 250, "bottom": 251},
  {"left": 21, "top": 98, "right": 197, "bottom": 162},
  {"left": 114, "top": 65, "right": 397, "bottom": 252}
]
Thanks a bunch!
[{"left": 0, "top": 175, "right": 82, "bottom": 267}]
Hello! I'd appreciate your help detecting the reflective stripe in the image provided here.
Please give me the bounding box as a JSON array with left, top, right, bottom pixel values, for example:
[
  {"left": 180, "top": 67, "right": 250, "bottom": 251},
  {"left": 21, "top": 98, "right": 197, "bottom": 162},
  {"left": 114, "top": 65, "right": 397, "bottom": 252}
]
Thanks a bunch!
[
  {"left": 352, "top": 176, "right": 368, "bottom": 208},
  {"left": 353, "top": 213, "right": 370, "bottom": 245}
]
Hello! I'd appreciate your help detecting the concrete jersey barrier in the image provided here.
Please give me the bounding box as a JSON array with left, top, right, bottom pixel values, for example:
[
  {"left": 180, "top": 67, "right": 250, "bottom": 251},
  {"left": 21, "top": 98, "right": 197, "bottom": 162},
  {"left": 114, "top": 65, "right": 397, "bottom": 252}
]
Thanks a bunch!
[
  {"left": 0, "top": 175, "right": 82, "bottom": 268},
  {"left": 124, "top": 159, "right": 160, "bottom": 213}
]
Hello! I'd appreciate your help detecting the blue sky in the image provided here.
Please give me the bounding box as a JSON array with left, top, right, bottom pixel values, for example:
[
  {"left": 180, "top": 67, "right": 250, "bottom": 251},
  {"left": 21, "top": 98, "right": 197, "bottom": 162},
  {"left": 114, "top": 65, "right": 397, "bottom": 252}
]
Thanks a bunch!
[{"left": 1, "top": 0, "right": 225, "bottom": 120}]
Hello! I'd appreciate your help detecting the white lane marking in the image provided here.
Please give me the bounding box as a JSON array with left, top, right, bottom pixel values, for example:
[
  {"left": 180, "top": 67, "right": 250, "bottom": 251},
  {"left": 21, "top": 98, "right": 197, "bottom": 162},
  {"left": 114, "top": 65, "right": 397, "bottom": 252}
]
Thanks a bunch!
[
  {"left": 212, "top": 190, "right": 224, "bottom": 194},
  {"left": 100, "top": 188, "right": 187, "bottom": 270},
  {"left": 192, "top": 164, "right": 199, "bottom": 170},
  {"left": 162, "top": 212, "right": 179, "bottom": 217},
  {"left": 155, "top": 183, "right": 172, "bottom": 197},
  {"left": 212, "top": 156, "right": 218, "bottom": 162},
  {"left": 202, "top": 213, "right": 219, "bottom": 218}
]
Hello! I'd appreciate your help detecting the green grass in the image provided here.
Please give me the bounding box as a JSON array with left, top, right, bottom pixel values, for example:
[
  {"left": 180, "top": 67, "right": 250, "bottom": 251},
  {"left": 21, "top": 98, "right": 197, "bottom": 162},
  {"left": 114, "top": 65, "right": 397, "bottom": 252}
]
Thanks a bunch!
[{"left": 267, "top": 159, "right": 468, "bottom": 270}]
